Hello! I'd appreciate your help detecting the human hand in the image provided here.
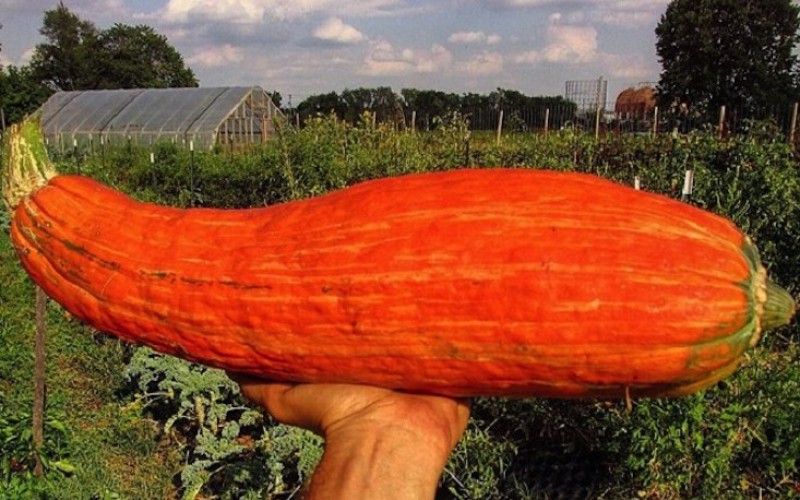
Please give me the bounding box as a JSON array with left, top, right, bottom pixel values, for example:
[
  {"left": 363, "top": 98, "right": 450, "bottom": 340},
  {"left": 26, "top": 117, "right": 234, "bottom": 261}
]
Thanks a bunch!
[{"left": 231, "top": 375, "right": 470, "bottom": 500}]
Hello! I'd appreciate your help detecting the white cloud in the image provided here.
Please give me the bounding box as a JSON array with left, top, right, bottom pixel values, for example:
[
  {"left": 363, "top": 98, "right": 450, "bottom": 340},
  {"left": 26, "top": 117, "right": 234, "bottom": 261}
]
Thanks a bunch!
[
  {"left": 601, "top": 53, "right": 658, "bottom": 80},
  {"left": 325, "top": 0, "right": 411, "bottom": 17},
  {"left": 482, "top": 0, "right": 668, "bottom": 27},
  {"left": 157, "top": 0, "right": 406, "bottom": 24},
  {"left": 313, "top": 17, "right": 366, "bottom": 44},
  {"left": 360, "top": 40, "right": 453, "bottom": 75},
  {"left": 0, "top": 47, "right": 34, "bottom": 68},
  {"left": 592, "top": 8, "right": 661, "bottom": 27},
  {"left": 187, "top": 44, "right": 245, "bottom": 67},
  {"left": 487, "top": 34, "right": 502, "bottom": 44},
  {"left": 543, "top": 23, "right": 597, "bottom": 62},
  {"left": 448, "top": 31, "right": 501, "bottom": 45},
  {"left": 20, "top": 48, "right": 35, "bottom": 65},
  {"left": 459, "top": 51, "right": 504, "bottom": 75},
  {"left": 160, "top": 0, "right": 267, "bottom": 23},
  {"left": 514, "top": 16, "right": 597, "bottom": 64}
]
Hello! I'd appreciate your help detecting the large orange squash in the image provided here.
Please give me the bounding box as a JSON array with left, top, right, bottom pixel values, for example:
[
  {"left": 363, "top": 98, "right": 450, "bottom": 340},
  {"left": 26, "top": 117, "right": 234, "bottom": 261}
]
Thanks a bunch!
[{"left": 2, "top": 119, "right": 795, "bottom": 398}]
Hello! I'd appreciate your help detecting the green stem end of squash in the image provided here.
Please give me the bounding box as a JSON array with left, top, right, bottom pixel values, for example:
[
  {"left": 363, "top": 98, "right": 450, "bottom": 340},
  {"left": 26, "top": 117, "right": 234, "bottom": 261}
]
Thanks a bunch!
[
  {"left": 741, "top": 237, "right": 795, "bottom": 347},
  {"left": 2, "top": 115, "right": 57, "bottom": 212},
  {"left": 762, "top": 280, "right": 796, "bottom": 332}
]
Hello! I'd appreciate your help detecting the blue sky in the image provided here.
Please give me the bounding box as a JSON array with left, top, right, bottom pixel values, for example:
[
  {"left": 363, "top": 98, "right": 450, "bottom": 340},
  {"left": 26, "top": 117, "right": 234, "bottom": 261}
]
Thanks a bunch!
[{"left": 0, "top": 0, "right": 670, "bottom": 104}]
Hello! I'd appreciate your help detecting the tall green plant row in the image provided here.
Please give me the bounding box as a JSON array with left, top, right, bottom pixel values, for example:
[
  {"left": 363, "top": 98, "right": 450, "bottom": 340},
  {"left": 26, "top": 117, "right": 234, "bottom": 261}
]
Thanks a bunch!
[{"left": 4, "top": 115, "right": 798, "bottom": 498}]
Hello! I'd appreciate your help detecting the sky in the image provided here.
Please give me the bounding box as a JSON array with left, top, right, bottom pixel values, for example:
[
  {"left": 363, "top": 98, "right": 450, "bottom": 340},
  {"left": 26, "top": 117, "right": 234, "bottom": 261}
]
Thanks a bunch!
[{"left": 0, "top": 0, "right": 670, "bottom": 105}]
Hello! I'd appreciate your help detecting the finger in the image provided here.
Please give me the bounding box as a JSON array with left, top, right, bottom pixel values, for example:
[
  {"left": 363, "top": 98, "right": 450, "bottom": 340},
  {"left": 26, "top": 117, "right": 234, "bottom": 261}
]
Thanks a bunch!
[
  {"left": 226, "top": 372, "right": 307, "bottom": 423},
  {"left": 231, "top": 378, "right": 330, "bottom": 432},
  {"left": 252, "top": 384, "right": 317, "bottom": 427}
]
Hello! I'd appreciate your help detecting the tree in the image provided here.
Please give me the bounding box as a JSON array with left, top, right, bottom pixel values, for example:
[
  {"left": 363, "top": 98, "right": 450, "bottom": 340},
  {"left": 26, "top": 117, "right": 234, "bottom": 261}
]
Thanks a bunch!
[
  {"left": 340, "top": 87, "right": 401, "bottom": 123},
  {"left": 340, "top": 87, "right": 373, "bottom": 122},
  {"left": 296, "top": 92, "right": 346, "bottom": 123},
  {"left": 2, "top": 20, "right": 55, "bottom": 127},
  {"left": 267, "top": 91, "right": 283, "bottom": 109},
  {"left": 0, "top": 65, "right": 53, "bottom": 125},
  {"left": 402, "top": 89, "right": 460, "bottom": 129},
  {"left": 370, "top": 87, "right": 403, "bottom": 123},
  {"left": 30, "top": 3, "right": 196, "bottom": 90},
  {"left": 29, "top": 1, "right": 98, "bottom": 90},
  {"left": 656, "top": 0, "right": 800, "bottom": 120},
  {"left": 89, "top": 24, "right": 197, "bottom": 89}
]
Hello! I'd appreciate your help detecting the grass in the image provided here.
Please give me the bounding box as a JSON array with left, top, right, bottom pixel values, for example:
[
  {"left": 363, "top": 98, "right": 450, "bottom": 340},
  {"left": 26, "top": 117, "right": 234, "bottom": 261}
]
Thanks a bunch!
[
  {"left": 0, "top": 228, "right": 181, "bottom": 498},
  {"left": 39, "top": 405, "right": 180, "bottom": 499}
]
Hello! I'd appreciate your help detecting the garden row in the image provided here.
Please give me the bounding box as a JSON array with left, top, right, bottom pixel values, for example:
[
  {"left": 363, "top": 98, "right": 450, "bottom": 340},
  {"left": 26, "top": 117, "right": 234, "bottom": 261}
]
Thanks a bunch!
[{"left": 2, "top": 114, "right": 798, "bottom": 498}]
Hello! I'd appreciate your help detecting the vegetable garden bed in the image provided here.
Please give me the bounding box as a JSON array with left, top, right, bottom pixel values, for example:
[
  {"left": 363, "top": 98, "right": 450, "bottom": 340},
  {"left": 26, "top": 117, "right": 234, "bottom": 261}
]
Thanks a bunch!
[{"left": 1, "top": 115, "right": 797, "bottom": 499}]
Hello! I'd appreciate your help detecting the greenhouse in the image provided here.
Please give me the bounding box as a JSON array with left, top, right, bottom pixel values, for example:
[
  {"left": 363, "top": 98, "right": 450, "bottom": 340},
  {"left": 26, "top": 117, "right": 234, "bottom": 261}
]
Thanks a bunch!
[{"left": 39, "top": 86, "right": 284, "bottom": 151}]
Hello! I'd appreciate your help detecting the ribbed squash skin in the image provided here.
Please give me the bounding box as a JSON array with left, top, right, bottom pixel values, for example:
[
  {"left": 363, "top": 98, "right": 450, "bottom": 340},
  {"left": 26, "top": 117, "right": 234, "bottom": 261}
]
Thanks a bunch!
[{"left": 9, "top": 169, "right": 780, "bottom": 398}]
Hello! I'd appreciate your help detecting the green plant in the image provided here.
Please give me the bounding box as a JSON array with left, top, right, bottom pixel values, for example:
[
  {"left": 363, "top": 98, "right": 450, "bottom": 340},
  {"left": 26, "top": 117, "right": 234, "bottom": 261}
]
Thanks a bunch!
[
  {"left": 611, "top": 346, "right": 800, "bottom": 498},
  {"left": 0, "top": 392, "right": 75, "bottom": 494},
  {"left": 125, "top": 348, "right": 323, "bottom": 499}
]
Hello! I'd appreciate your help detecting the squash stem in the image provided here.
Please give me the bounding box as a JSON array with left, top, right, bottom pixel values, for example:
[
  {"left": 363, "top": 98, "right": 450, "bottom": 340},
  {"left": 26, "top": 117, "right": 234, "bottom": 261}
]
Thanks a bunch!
[
  {"left": 1, "top": 116, "right": 57, "bottom": 212},
  {"left": 762, "top": 280, "right": 796, "bottom": 332}
]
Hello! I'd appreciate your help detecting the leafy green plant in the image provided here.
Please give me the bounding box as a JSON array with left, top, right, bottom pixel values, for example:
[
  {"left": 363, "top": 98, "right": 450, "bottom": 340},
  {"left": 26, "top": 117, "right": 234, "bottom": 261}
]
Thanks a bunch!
[
  {"left": 124, "top": 348, "right": 322, "bottom": 499},
  {"left": 610, "top": 347, "right": 800, "bottom": 499},
  {"left": 0, "top": 392, "right": 75, "bottom": 495}
]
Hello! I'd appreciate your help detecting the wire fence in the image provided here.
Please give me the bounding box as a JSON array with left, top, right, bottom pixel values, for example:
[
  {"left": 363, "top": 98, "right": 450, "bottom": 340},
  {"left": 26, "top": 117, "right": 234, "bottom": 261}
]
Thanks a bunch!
[
  {"left": 451, "top": 103, "right": 798, "bottom": 140},
  {"left": 287, "top": 101, "right": 800, "bottom": 144},
  {"left": 7, "top": 100, "right": 799, "bottom": 156}
]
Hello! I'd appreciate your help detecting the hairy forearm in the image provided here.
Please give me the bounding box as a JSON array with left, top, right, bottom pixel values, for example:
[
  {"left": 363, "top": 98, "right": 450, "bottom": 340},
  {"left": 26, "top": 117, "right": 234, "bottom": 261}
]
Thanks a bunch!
[
  {"left": 304, "top": 425, "right": 452, "bottom": 500},
  {"left": 231, "top": 380, "right": 469, "bottom": 500}
]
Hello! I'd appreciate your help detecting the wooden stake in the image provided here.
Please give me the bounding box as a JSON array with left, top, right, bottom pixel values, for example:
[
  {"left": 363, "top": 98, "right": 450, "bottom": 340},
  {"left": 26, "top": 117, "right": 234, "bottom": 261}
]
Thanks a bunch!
[
  {"left": 595, "top": 104, "right": 602, "bottom": 140},
  {"left": 544, "top": 108, "right": 550, "bottom": 137},
  {"left": 625, "top": 386, "right": 633, "bottom": 413},
  {"left": 718, "top": 105, "right": 726, "bottom": 140},
  {"left": 789, "top": 102, "right": 798, "bottom": 145},
  {"left": 681, "top": 170, "right": 694, "bottom": 201},
  {"left": 652, "top": 106, "right": 659, "bottom": 138},
  {"left": 32, "top": 287, "right": 47, "bottom": 477},
  {"left": 496, "top": 110, "right": 504, "bottom": 145}
]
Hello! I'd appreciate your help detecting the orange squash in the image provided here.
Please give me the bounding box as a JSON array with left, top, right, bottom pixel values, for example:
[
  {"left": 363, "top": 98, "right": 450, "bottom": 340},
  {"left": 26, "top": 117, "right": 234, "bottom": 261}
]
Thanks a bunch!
[{"left": 2, "top": 119, "right": 795, "bottom": 398}]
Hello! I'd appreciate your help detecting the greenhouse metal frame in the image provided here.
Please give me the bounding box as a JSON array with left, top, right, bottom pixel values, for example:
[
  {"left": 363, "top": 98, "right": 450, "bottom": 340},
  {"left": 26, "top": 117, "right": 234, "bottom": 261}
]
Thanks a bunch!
[{"left": 39, "top": 86, "right": 285, "bottom": 151}]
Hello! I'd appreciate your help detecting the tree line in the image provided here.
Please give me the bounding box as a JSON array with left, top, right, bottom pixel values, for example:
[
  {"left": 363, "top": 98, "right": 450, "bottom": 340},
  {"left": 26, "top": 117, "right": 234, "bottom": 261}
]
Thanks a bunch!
[{"left": 294, "top": 87, "right": 578, "bottom": 130}]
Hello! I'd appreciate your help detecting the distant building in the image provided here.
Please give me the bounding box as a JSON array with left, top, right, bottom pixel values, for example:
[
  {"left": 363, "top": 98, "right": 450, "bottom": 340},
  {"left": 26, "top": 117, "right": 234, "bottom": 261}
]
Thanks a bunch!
[
  {"left": 565, "top": 77, "right": 609, "bottom": 114},
  {"left": 39, "top": 86, "right": 284, "bottom": 150},
  {"left": 614, "top": 86, "right": 656, "bottom": 120}
]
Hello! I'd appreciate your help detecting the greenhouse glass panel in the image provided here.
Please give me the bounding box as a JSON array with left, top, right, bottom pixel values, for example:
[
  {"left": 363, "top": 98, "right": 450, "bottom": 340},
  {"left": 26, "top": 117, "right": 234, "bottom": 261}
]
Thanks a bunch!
[
  {"left": 186, "top": 87, "right": 252, "bottom": 134},
  {"left": 38, "top": 86, "right": 284, "bottom": 150},
  {"left": 42, "top": 89, "right": 144, "bottom": 135}
]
